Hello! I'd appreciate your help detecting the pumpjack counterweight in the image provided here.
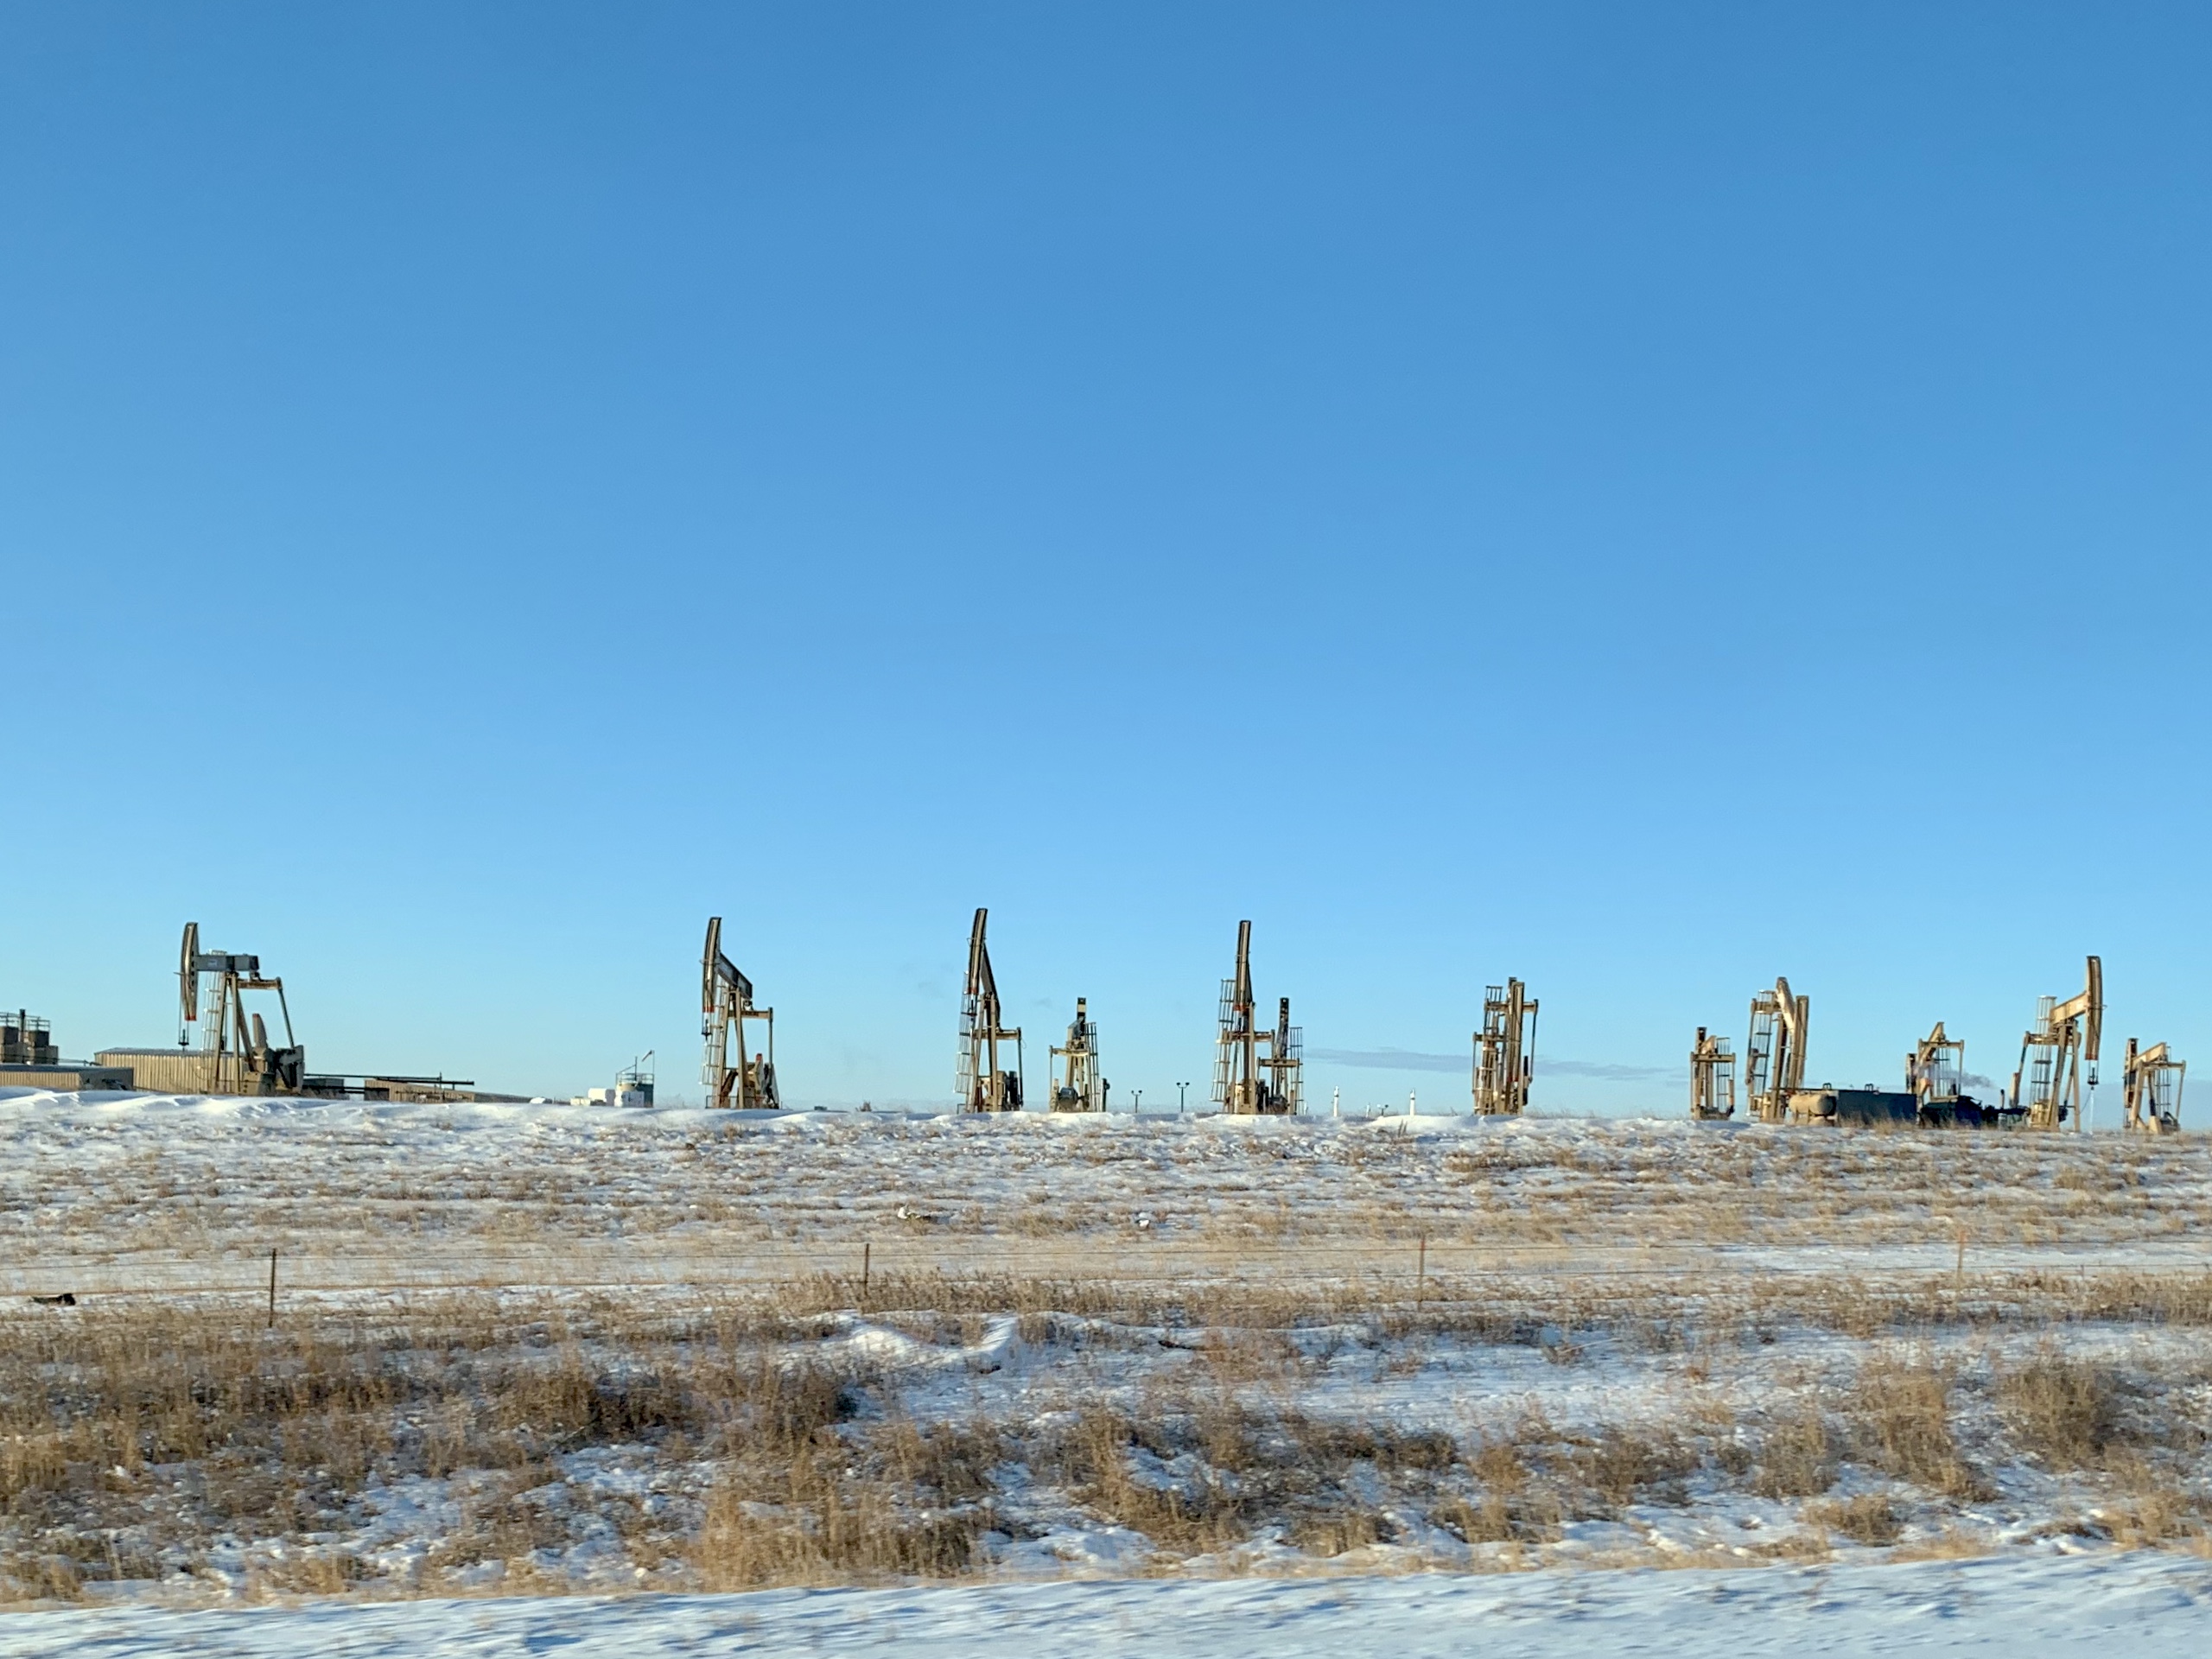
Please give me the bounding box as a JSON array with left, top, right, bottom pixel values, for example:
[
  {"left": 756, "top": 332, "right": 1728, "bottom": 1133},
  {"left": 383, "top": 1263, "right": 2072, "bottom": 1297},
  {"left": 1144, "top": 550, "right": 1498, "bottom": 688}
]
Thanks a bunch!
[
  {"left": 702, "top": 917, "right": 780, "bottom": 1109},
  {"left": 957, "top": 908, "right": 1024, "bottom": 1112}
]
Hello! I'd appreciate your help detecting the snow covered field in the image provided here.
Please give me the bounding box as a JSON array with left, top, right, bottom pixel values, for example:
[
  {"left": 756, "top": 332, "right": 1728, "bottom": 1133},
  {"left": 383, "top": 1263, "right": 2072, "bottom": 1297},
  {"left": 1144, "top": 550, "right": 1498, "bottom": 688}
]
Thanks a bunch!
[
  {"left": 3, "top": 1091, "right": 2205, "bottom": 1295},
  {"left": 1, "top": 1552, "right": 2209, "bottom": 1656},
  {"left": 0, "top": 1090, "right": 2207, "bottom": 1639}
]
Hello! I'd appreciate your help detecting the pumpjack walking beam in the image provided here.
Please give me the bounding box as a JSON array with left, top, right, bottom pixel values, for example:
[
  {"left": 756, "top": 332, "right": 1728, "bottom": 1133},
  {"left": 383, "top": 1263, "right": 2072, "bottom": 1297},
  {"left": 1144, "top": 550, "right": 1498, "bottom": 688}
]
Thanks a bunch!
[
  {"left": 2121, "top": 1038, "right": 2183, "bottom": 1135},
  {"left": 2012, "top": 956, "right": 2101, "bottom": 1131},
  {"left": 957, "top": 908, "right": 1023, "bottom": 1112},
  {"left": 177, "top": 922, "right": 306, "bottom": 1096},
  {"left": 702, "top": 917, "right": 779, "bottom": 1109},
  {"left": 1744, "top": 977, "right": 1808, "bottom": 1123},
  {"left": 1472, "top": 979, "right": 1538, "bottom": 1116},
  {"left": 1907, "top": 1021, "right": 1966, "bottom": 1111}
]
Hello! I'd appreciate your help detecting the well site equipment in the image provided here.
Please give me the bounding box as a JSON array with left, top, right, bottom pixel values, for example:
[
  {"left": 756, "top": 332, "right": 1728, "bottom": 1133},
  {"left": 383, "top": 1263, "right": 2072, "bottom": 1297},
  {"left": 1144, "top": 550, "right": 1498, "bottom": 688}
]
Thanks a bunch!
[
  {"left": 1472, "top": 979, "right": 1538, "bottom": 1116},
  {"left": 1689, "top": 1027, "right": 1736, "bottom": 1120},
  {"left": 1213, "top": 919, "right": 1301, "bottom": 1115},
  {"left": 1, "top": 1008, "right": 133, "bottom": 1090},
  {"left": 1050, "top": 997, "right": 1106, "bottom": 1112},
  {"left": 95, "top": 924, "right": 308, "bottom": 1097},
  {"left": 2012, "top": 957, "right": 2101, "bottom": 1131},
  {"left": 702, "top": 918, "right": 779, "bottom": 1109},
  {"left": 2122, "top": 1038, "right": 2183, "bottom": 1134},
  {"left": 957, "top": 908, "right": 1023, "bottom": 1112},
  {"left": 1745, "top": 978, "right": 1810, "bottom": 1123}
]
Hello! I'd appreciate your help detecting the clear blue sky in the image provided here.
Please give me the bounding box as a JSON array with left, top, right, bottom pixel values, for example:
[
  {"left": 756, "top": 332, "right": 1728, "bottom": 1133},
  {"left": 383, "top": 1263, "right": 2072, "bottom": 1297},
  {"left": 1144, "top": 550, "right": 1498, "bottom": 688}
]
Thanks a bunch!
[{"left": 3, "top": 3, "right": 2207, "bottom": 1115}]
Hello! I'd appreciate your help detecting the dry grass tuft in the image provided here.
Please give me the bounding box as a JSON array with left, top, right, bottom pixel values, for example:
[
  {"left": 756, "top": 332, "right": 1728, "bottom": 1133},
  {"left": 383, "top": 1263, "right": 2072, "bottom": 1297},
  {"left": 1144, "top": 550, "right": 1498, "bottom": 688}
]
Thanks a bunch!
[
  {"left": 1806, "top": 1493, "right": 1904, "bottom": 1546},
  {"left": 693, "top": 1410, "right": 997, "bottom": 1588},
  {"left": 1752, "top": 1403, "right": 1838, "bottom": 1499},
  {"left": 1568, "top": 1427, "right": 1699, "bottom": 1511},
  {"left": 1849, "top": 1355, "right": 1987, "bottom": 1499},
  {"left": 1998, "top": 1351, "right": 2129, "bottom": 1469}
]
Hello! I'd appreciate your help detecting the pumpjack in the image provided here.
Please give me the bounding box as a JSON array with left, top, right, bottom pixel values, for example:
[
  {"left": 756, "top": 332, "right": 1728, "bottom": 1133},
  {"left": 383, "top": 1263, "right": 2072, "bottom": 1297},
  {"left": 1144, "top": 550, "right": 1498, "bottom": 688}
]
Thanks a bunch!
[
  {"left": 1907, "top": 1021, "right": 1966, "bottom": 1115},
  {"left": 1745, "top": 978, "right": 1808, "bottom": 1123},
  {"left": 702, "top": 917, "right": 779, "bottom": 1109},
  {"left": 1213, "top": 920, "right": 1300, "bottom": 1114},
  {"left": 2121, "top": 1038, "right": 2183, "bottom": 1135},
  {"left": 1689, "top": 1027, "right": 1735, "bottom": 1120},
  {"left": 1050, "top": 997, "right": 1106, "bottom": 1112},
  {"left": 176, "top": 922, "right": 306, "bottom": 1096},
  {"left": 957, "top": 908, "right": 1023, "bottom": 1112},
  {"left": 1472, "top": 979, "right": 1537, "bottom": 1115},
  {"left": 2012, "top": 957, "right": 2101, "bottom": 1131}
]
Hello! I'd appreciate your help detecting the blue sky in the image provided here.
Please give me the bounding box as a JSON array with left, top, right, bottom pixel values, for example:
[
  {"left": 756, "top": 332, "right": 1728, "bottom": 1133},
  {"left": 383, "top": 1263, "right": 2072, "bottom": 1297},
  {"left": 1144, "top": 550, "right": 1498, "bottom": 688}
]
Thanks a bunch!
[{"left": 3, "top": 3, "right": 2207, "bottom": 1116}]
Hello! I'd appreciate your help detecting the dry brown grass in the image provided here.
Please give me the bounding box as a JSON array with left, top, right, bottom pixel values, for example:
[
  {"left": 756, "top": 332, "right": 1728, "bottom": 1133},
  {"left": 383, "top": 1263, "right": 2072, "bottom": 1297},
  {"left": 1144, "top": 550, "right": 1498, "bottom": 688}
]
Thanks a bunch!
[
  {"left": 0, "top": 1295, "right": 873, "bottom": 1596},
  {"left": 694, "top": 1409, "right": 996, "bottom": 1588},
  {"left": 1049, "top": 1402, "right": 1250, "bottom": 1554},
  {"left": 1887, "top": 1525, "right": 1994, "bottom": 1562},
  {"left": 1441, "top": 1435, "right": 1554, "bottom": 1544},
  {"left": 1806, "top": 1493, "right": 1904, "bottom": 1546},
  {"left": 2098, "top": 1467, "right": 2203, "bottom": 1548},
  {"left": 3, "top": 1244, "right": 2210, "bottom": 1600},
  {"left": 1848, "top": 1354, "right": 1987, "bottom": 1498},
  {"left": 1751, "top": 1402, "right": 1838, "bottom": 1499},
  {"left": 767, "top": 1266, "right": 2212, "bottom": 1349},
  {"left": 1997, "top": 1350, "right": 2129, "bottom": 1468},
  {"left": 1568, "top": 1427, "right": 1699, "bottom": 1511}
]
